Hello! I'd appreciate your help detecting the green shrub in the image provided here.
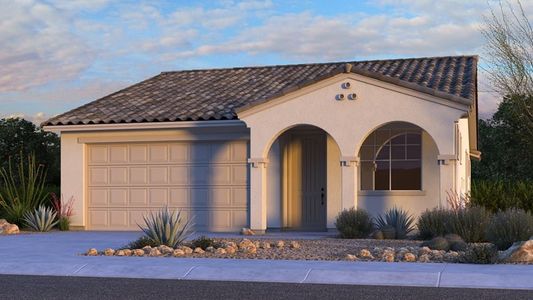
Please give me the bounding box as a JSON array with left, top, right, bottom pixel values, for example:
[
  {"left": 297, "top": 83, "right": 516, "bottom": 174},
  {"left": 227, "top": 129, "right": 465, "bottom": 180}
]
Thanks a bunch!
[
  {"left": 375, "top": 207, "right": 415, "bottom": 239},
  {"left": 448, "top": 206, "right": 492, "bottom": 243},
  {"left": 417, "top": 209, "right": 453, "bottom": 239},
  {"left": 471, "top": 180, "right": 533, "bottom": 213},
  {"left": 23, "top": 205, "right": 58, "bottom": 232},
  {"left": 486, "top": 209, "right": 533, "bottom": 250},
  {"left": 381, "top": 226, "right": 396, "bottom": 239},
  {"left": 138, "top": 206, "right": 193, "bottom": 248},
  {"left": 460, "top": 243, "right": 498, "bottom": 264},
  {"left": 190, "top": 236, "right": 222, "bottom": 250},
  {"left": 123, "top": 236, "right": 159, "bottom": 249},
  {"left": 335, "top": 208, "right": 374, "bottom": 239},
  {"left": 0, "top": 154, "right": 49, "bottom": 225},
  {"left": 58, "top": 217, "right": 70, "bottom": 231},
  {"left": 422, "top": 236, "right": 450, "bottom": 251}
]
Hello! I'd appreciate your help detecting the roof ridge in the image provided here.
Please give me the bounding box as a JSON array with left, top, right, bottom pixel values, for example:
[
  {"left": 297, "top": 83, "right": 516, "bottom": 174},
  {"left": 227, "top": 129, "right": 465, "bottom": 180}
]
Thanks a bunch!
[{"left": 159, "top": 55, "right": 478, "bottom": 74}]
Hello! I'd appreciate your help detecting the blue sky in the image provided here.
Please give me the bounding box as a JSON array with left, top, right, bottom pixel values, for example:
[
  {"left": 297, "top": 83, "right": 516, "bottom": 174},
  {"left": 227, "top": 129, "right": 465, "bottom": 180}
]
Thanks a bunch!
[{"left": 1, "top": 0, "right": 529, "bottom": 123}]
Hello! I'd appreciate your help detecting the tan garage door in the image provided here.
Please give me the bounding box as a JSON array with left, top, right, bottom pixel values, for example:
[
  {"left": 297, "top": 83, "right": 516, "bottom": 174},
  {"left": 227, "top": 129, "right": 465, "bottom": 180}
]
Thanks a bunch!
[{"left": 86, "top": 141, "right": 249, "bottom": 231}]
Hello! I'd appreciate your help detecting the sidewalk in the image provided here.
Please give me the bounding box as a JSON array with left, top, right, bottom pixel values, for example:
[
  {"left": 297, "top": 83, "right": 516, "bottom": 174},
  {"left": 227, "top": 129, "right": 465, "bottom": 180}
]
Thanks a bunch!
[{"left": 0, "top": 231, "right": 531, "bottom": 290}]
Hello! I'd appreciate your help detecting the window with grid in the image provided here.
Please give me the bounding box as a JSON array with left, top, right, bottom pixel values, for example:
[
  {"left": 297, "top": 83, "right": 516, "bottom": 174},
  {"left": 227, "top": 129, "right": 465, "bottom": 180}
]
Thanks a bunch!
[{"left": 360, "top": 129, "right": 422, "bottom": 191}]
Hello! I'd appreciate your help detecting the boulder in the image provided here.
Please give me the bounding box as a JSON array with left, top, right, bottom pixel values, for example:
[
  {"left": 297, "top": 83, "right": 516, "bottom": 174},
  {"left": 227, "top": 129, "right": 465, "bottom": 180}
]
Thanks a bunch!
[
  {"left": 289, "top": 241, "right": 301, "bottom": 249},
  {"left": 172, "top": 249, "right": 185, "bottom": 257},
  {"left": 225, "top": 246, "right": 236, "bottom": 254},
  {"left": 418, "top": 254, "right": 431, "bottom": 263},
  {"left": 260, "top": 241, "right": 271, "bottom": 249},
  {"left": 418, "top": 246, "right": 432, "bottom": 256},
  {"left": 345, "top": 254, "right": 358, "bottom": 261},
  {"left": 499, "top": 240, "right": 533, "bottom": 263},
  {"left": 359, "top": 249, "right": 373, "bottom": 259},
  {"left": 2, "top": 224, "right": 19, "bottom": 235},
  {"left": 149, "top": 248, "right": 161, "bottom": 257},
  {"left": 104, "top": 248, "right": 115, "bottom": 256},
  {"left": 382, "top": 250, "right": 395, "bottom": 262},
  {"left": 238, "top": 239, "right": 254, "bottom": 249},
  {"left": 206, "top": 246, "right": 215, "bottom": 253},
  {"left": 0, "top": 219, "right": 8, "bottom": 227},
  {"left": 194, "top": 247, "right": 205, "bottom": 254},
  {"left": 444, "top": 251, "right": 460, "bottom": 262},
  {"left": 142, "top": 246, "right": 152, "bottom": 255},
  {"left": 133, "top": 249, "right": 145, "bottom": 256},
  {"left": 275, "top": 240, "right": 285, "bottom": 248},
  {"left": 159, "top": 245, "right": 174, "bottom": 255},
  {"left": 181, "top": 246, "right": 193, "bottom": 254},
  {"left": 215, "top": 248, "right": 227, "bottom": 255},
  {"left": 123, "top": 249, "right": 133, "bottom": 256},
  {"left": 224, "top": 241, "right": 237, "bottom": 249},
  {"left": 241, "top": 228, "right": 255, "bottom": 235},
  {"left": 115, "top": 250, "right": 126, "bottom": 256},
  {"left": 403, "top": 252, "right": 416, "bottom": 262},
  {"left": 86, "top": 248, "right": 98, "bottom": 256}
]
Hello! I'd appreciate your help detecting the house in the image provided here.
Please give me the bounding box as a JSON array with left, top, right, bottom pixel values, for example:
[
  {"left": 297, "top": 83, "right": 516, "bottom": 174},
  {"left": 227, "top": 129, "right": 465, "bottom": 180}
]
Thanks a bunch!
[{"left": 43, "top": 55, "right": 479, "bottom": 232}]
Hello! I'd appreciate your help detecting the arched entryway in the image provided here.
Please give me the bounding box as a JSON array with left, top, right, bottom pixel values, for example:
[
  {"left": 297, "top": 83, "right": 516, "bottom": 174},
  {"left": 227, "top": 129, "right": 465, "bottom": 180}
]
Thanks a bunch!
[{"left": 266, "top": 125, "right": 341, "bottom": 231}]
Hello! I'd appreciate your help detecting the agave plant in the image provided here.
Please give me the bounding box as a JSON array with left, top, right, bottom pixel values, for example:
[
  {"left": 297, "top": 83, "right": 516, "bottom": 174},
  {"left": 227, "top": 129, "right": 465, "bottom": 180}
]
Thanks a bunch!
[
  {"left": 375, "top": 207, "right": 415, "bottom": 239},
  {"left": 23, "top": 205, "right": 58, "bottom": 232},
  {"left": 138, "top": 207, "right": 193, "bottom": 248}
]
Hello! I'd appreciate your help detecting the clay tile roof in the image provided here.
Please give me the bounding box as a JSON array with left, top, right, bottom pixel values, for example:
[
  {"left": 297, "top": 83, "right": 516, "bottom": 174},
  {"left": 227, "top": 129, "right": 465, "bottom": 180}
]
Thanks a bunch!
[{"left": 43, "top": 55, "right": 477, "bottom": 126}]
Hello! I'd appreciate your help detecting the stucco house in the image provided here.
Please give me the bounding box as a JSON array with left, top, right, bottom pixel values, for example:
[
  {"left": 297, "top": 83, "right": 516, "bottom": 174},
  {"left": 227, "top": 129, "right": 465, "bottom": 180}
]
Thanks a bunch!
[{"left": 43, "top": 55, "right": 479, "bottom": 233}]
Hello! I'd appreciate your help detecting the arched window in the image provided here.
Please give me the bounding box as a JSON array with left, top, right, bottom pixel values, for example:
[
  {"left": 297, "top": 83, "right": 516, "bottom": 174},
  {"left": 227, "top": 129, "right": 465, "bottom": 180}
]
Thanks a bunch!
[{"left": 360, "top": 124, "right": 422, "bottom": 190}]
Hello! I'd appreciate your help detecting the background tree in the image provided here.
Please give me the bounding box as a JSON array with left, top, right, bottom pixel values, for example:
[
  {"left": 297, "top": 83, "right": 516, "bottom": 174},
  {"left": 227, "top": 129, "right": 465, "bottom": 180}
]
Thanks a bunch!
[
  {"left": 482, "top": 0, "right": 533, "bottom": 138},
  {"left": 0, "top": 118, "right": 60, "bottom": 186}
]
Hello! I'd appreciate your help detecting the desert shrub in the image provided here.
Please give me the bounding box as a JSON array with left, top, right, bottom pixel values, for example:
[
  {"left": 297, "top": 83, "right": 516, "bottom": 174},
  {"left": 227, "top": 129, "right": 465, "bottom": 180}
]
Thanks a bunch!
[
  {"left": 0, "top": 154, "right": 49, "bottom": 225},
  {"left": 471, "top": 180, "right": 533, "bottom": 213},
  {"left": 422, "top": 236, "right": 450, "bottom": 251},
  {"left": 123, "top": 236, "right": 159, "bottom": 249},
  {"left": 138, "top": 206, "right": 193, "bottom": 248},
  {"left": 381, "top": 226, "right": 396, "bottom": 239},
  {"left": 445, "top": 234, "right": 468, "bottom": 252},
  {"left": 23, "top": 205, "right": 58, "bottom": 232},
  {"left": 50, "top": 193, "right": 75, "bottom": 231},
  {"left": 447, "top": 206, "right": 492, "bottom": 243},
  {"left": 417, "top": 209, "right": 453, "bottom": 239},
  {"left": 375, "top": 207, "right": 415, "bottom": 239},
  {"left": 372, "top": 230, "right": 384, "bottom": 240},
  {"left": 485, "top": 209, "right": 533, "bottom": 250},
  {"left": 190, "top": 235, "right": 222, "bottom": 249},
  {"left": 335, "top": 208, "right": 374, "bottom": 239},
  {"left": 460, "top": 243, "right": 498, "bottom": 264}
]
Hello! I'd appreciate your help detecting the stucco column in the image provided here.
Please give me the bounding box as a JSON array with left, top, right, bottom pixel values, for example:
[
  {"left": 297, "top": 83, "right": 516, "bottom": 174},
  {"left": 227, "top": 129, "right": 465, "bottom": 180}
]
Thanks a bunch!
[
  {"left": 248, "top": 158, "right": 267, "bottom": 233},
  {"left": 340, "top": 157, "right": 358, "bottom": 211},
  {"left": 438, "top": 155, "right": 456, "bottom": 209}
]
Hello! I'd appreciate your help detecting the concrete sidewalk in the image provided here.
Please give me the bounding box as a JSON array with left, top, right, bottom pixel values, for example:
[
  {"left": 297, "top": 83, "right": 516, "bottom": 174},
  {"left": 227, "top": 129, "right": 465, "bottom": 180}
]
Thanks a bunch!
[{"left": 0, "top": 232, "right": 532, "bottom": 290}]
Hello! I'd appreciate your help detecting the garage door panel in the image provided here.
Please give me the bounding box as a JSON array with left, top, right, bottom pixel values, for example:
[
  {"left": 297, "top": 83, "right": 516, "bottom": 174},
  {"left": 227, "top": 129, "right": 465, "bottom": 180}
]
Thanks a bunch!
[
  {"left": 110, "top": 167, "right": 128, "bottom": 184},
  {"left": 87, "top": 141, "right": 249, "bottom": 231}
]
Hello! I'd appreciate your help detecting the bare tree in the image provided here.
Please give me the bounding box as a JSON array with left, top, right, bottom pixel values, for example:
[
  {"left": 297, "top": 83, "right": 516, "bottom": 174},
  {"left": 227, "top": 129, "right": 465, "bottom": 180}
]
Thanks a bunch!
[{"left": 482, "top": 0, "right": 533, "bottom": 136}]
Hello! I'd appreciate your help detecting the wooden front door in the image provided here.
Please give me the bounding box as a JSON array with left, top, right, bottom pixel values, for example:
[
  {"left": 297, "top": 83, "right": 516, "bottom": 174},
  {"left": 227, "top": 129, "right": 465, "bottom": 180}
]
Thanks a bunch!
[{"left": 283, "top": 127, "right": 327, "bottom": 230}]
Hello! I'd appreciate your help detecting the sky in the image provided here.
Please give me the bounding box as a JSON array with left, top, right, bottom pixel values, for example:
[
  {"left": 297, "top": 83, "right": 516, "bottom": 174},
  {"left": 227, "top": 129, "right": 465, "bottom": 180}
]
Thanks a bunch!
[{"left": 1, "top": 0, "right": 531, "bottom": 124}]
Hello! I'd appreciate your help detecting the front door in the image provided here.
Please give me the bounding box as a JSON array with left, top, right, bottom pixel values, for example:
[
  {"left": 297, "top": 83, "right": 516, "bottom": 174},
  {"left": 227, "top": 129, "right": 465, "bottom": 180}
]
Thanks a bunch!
[{"left": 283, "top": 127, "right": 327, "bottom": 230}]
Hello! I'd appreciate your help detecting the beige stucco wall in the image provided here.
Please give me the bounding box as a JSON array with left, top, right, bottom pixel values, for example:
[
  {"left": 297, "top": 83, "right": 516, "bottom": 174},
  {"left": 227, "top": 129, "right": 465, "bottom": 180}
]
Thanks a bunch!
[{"left": 239, "top": 72, "right": 471, "bottom": 231}]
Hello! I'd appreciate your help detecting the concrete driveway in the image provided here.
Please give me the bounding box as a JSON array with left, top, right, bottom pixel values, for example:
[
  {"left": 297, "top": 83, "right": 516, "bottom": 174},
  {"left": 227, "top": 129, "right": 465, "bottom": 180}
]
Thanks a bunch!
[{"left": 0, "top": 231, "right": 532, "bottom": 290}]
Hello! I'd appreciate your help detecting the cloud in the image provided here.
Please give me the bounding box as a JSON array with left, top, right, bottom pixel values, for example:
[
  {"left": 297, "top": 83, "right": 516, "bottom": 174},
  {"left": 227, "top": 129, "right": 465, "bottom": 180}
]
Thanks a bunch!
[{"left": 0, "top": 0, "right": 95, "bottom": 92}]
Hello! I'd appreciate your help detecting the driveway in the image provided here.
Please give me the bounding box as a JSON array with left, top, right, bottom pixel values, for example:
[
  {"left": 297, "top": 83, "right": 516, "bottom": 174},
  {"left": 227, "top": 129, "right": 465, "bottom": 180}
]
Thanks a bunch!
[{"left": 0, "top": 231, "right": 532, "bottom": 290}]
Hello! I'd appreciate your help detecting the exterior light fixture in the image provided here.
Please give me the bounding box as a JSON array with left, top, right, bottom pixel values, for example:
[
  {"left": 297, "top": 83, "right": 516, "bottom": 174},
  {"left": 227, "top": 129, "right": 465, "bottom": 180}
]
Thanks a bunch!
[
  {"left": 336, "top": 94, "right": 345, "bottom": 101},
  {"left": 341, "top": 82, "right": 351, "bottom": 89},
  {"left": 348, "top": 93, "right": 357, "bottom": 100}
]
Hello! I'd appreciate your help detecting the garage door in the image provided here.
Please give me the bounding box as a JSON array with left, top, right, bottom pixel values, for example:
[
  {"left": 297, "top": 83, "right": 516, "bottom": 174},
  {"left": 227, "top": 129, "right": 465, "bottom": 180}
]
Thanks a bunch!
[{"left": 86, "top": 141, "right": 249, "bottom": 231}]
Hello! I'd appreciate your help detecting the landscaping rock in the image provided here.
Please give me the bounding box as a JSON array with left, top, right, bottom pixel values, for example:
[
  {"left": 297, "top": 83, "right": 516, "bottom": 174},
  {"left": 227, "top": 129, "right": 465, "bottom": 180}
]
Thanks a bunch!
[
  {"left": 418, "top": 246, "right": 432, "bottom": 256},
  {"left": 206, "top": 246, "right": 215, "bottom": 253},
  {"left": 224, "top": 241, "right": 237, "bottom": 249},
  {"left": 115, "top": 250, "right": 126, "bottom": 256},
  {"left": 133, "top": 249, "right": 145, "bottom": 256},
  {"left": 241, "top": 228, "right": 255, "bottom": 235},
  {"left": 290, "top": 241, "right": 301, "bottom": 249},
  {"left": 359, "top": 249, "right": 373, "bottom": 259},
  {"left": 215, "top": 248, "right": 227, "bottom": 255},
  {"left": 2, "top": 223, "right": 19, "bottom": 235},
  {"left": 345, "top": 254, "right": 358, "bottom": 261},
  {"left": 225, "top": 246, "right": 236, "bottom": 254},
  {"left": 403, "top": 252, "right": 416, "bottom": 262},
  {"left": 123, "top": 249, "right": 133, "bottom": 256},
  {"left": 0, "top": 219, "right": 7, "bottom": 227},
  {"left": 142, "top": 246, "right": 152, "bottom": 255},
  {"left": 86, "top": 248, "right": 98, "bottom": 256},
  {"left": 260, "top": 241, "right": 271, "bottom": 249},
  {"left": 172, "top": 249, "right": 185, "bottom": 257},
  {"left": 104, "top": 248, "right": 115, "bottom": 256},
  {"left": 181, "top": 246, "right": 193, "bottom": 254},
  {"left": 275, "top": 240, "right": 285, "bottom": 248},
  {"left": 149, "top": 248, "right": 161, "bottom": 257},
  {"left": 418, "top": 254, "right": 431, "bottom": 263},
  {"left": 159, "top": 245, "right": 174, "bottom": 255},
  {"left": 444, "top": 251, "right": 460, "bottom": 262},
  {"left": 382, "top": 250, "right": 395, "bottom": 262},
  {"left": 194, "top": 247, "right": 205, "bottom": 254},
  {"left": 238, "top": 239, "right": 254, "bottom": 249},
  {"left": 499, "top": 239, "right": 533, "bottom": 263}
]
